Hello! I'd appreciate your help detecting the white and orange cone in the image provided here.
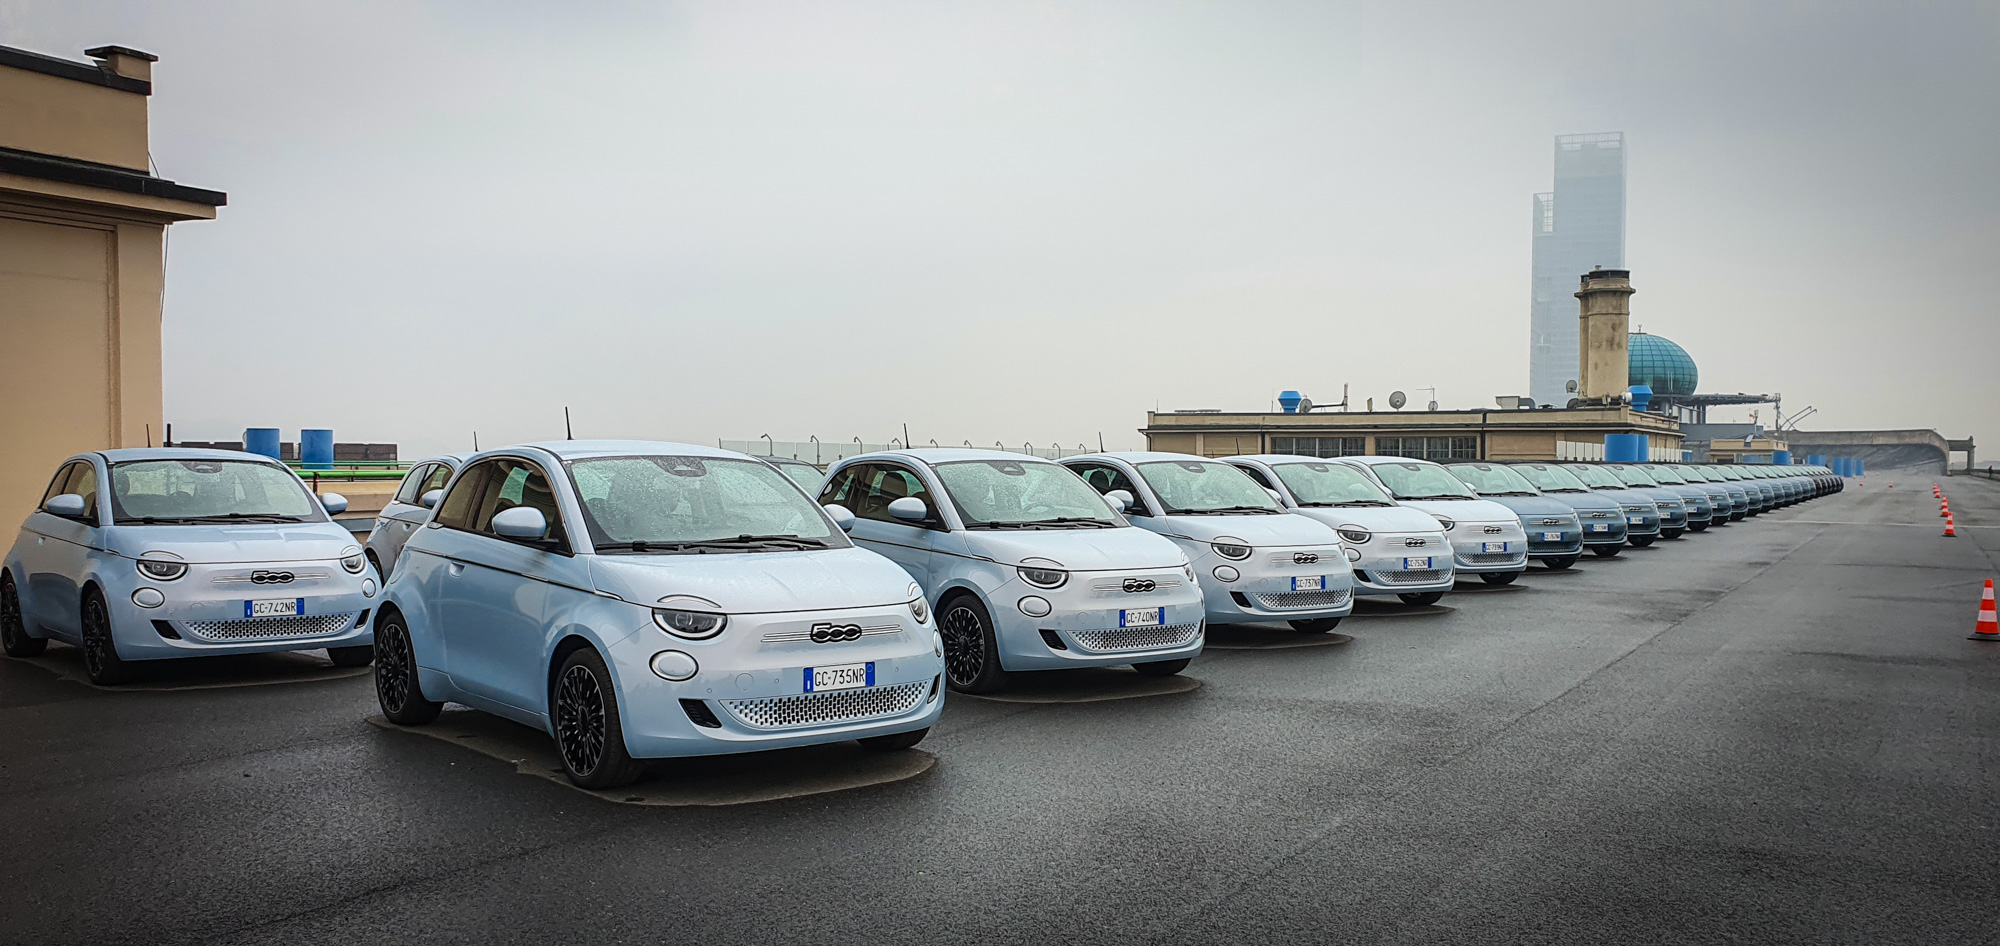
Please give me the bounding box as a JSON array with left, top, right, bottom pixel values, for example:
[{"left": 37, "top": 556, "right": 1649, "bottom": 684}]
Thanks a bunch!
[
  {"left": 1972, "top": 579, "right": 1998, "bottom": 641},
  {"left": 1945, "top": 515, "right": 1957, "bottom": 537}
]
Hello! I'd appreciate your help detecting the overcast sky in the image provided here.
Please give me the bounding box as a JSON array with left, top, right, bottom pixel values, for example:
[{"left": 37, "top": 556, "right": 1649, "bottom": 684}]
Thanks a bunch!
[{"left": 7, "top": 1, "right": 1997, "bottom": 460}]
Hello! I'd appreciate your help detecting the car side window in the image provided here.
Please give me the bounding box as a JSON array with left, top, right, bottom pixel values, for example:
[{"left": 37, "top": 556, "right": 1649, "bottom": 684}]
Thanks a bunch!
[
  {"left": 433, "top": 461, "right": 498, "bottom": 531},
  {"left": 1068, "top": 463, "right": 1150, "bottom": 515},
  {"left": 392, "top": 464, "right": 433, "bottom": 505},
  {"left": 65, "top": 463, "right": 100, "bottom": 524},
  {"left": 818, "top": 464, "right": 869, "bottom": 508},
  {"left": 851, "top": 465, "right": 938, "bottom": 525},
  {"left": 39, "top": 462, "right": 81, "bottom": 512},
  {"left": 468, "top": 460, "right": 569, "bottom": 550},
  {"left": 417, "top": 463, "right": 453, "bottom": 498},
  {"left": 1233, "top": 464, "right": 1276, "bottom": 490}
]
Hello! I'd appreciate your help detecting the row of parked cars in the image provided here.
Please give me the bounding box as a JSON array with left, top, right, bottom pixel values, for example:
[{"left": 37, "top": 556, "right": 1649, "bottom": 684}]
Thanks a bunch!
[{"left": 1, "top": 444, "right": 1839, "bottom": 788}]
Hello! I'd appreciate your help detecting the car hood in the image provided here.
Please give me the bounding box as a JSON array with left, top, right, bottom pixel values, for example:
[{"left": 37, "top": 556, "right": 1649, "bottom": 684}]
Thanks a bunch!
[
  {"left": 1287, "top": 505, "right": 1445, "bottom": 535},
  {"left": 587, "top": 546, "right": 917, "bottom": 614},
  {"left": 1533, "top": 491, "right": 1622, "bottom": 513},
  {"left": 1623, "top": 486, "right": 1686, "bottom": 505},
  {"left": 1395, "top": 498, "right": 1521, "bottom": 526},
  {"left": 960, "top": 526, "right": 1185, "bottom": 571},
  {"left": 103, "top": 523, "right": 358, "bottom": 564},
  {"left": 1476, "top": 495, "right": 1583, "bottom": 519},
  {"left": 1154, "top": 513, "right": 1339, "bottom": 547},
  {"left": 1590, "top": 487, "right": 1656, "bottom": 506}
]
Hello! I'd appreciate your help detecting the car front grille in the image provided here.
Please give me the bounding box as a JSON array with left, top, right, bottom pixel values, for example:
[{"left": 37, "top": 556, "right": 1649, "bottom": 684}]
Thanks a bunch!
[
  {"left": 720, "top": 680, "right": 929, "bottom": 730},
  {"left": 1251, "top": 589, "right": 1353, "bottom": 611},
  {"left": 1069, "top": 621, "right": 1202, "bottom": 653},
  {"left": 1528, "top": 539, "right": 1581, "bottom": 551},
  {"left": 1459, "top": 552, "right": 1527, "bottom": 565},
  {"left": 179, "top": 612, "right": 359, "bottom": 642},
  {"left": 1374, "top": 569, "right": 1443, "bottom": 584}
]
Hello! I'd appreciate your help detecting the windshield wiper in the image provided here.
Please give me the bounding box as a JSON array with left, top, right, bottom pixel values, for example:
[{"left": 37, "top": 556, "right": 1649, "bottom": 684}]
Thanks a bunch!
[
  {"left": 1301, "top": 500, "right": 1394, "bottom": 508},
  {"left": 1020, "top": 517, "right": 1117, "bottom": 528},
  {"left": 1401, "top": 494, "right": 1470, "bottom": 501},
  {"left": 601, "top": 534, "right": 830, "bottom": 554},
  {"left": 139, "top": 513, "right": 308, "bottom": 524},
  {"left": 1174, "top": 505, "right": 1282, "bottom": 515}
]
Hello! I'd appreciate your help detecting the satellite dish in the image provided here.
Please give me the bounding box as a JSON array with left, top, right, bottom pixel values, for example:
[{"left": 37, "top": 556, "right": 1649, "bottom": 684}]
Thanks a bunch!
[
  {"left": 1427, "top": 400, "right": 1439, "bottom": 411},
  {"left": 1566, "top": 398, "right": 1582, "bottom": 409},
  {"left": 1389, "top": 391, "right": 1407, "bottom": 410},
  {"left": 1565, "top": 380, "right": 1578, "bottom": 393},
  {"left": 1298, "top": 397, "right": 1313, "bottom": 414}
]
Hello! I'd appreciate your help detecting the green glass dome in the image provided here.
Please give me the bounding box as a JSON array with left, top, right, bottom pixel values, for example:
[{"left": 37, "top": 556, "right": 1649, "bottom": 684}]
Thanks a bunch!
[{"left": 1628, "top": 332, "right": 1698, "bottom": 397}]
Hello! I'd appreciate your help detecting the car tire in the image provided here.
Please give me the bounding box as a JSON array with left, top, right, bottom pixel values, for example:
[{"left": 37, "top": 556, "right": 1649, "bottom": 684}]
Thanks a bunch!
[
  {"left": 1661, "top": 528, "right": 1684, "bottom": 540},
  {"left": 80, "top": 589, "right": 134, "bottom": 686},
  {"left": 938, "top": 593, "right": 1008, "bottom": 694},
  {"left": 1689, "top": 522, "right": 1708, "bottom": 533},
  {"left": 1541, "top": 556, "right": 1576, "bottom": 570},
  {"left": 374, "top": 612, "right": 442, "bottom": 725},
  {"left": 1131, "top": 657, "right": 1191, "bottom": 677},
  {"left": 328, "top": 644, "right": 375, "bottom": 667},
  {"left": 1, "top": 572, "right": 47, "bottom": 658},
  {"left": 1480, "top": 572, "right": 1518, "bottom": 586},
  {"left": 1630, "top": 536, "right": 1656, "bottom": 548},
  {"left": 552, "top": 647, "right": 643, "bottom": 790},
  {"left": 1397, "top": 591, "right": 1444, "bottom": 606},
  {"left": 364, "top": 550, "right": 384, "bottom": 581},
  {"left": 1288, "top": 618, "right": 1342, "bottom": 633},
  {"left": 1591, "top": 546, "right": 1621, "bottom": 559},
  {"left": 858, "top": 727, "right": 929, "bottom": 751}
]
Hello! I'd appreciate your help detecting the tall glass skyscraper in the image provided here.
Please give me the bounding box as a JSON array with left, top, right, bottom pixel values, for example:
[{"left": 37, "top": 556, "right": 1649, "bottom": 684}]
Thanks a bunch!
[{"left": 1528, "top": 132, "right": 1626, "bottom": 406}]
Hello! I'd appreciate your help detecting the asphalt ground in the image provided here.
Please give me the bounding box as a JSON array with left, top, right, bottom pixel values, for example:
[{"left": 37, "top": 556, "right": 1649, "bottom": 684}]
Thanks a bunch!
[{"left": 3, "top": 475, "right": 1996, "bottom": 945}]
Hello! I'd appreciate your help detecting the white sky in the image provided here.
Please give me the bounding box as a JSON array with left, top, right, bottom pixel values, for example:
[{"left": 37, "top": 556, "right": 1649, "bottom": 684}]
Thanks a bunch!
[{"left": 7, "top": 1, "right": 1996, "bottom": 460}]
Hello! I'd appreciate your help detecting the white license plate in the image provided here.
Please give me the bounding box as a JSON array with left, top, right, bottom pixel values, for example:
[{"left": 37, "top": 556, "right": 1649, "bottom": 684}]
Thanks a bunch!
[
  {"left": 1589, "top": 523, "right": 1610, "bottom": 532},
  {"left": 1292, "top": 575, "right": 1324, "bottom": 591},
  {"left": 804, "top": 662, "right": 874, "bottom": 693},
  {"left": 1482, "top": 542, "right": 1508, "bottom": 553},
  {"left": 1540, "top": 532, "right": 1564, "bottom": 542},
  {"left": 1627, "top": 516, "right": 1644, "bottom": 525},
  {"left": 245, "top": 597, "right": 302, "bottom": 618},
  {"left": 1120, "top": 608, "right": 1163, "bottom": 628},
  {"left": 1403, "top": 557, "right": 1431, "bottom": 569}
]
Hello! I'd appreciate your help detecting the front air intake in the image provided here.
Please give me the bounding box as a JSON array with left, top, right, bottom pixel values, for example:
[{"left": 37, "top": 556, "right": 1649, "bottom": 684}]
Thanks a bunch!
[
  {"left": 1039, "top": 629, "right": 1068, "bottom": 651},
  {"left": 151, "top": 620, "right": 180, "bottom": 640},
  {"left": 679, "top": 698, "right": 722, "bottom": 729}
]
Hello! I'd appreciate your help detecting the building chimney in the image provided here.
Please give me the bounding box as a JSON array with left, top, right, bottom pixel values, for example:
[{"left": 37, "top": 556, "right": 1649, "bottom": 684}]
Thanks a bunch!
[
  {"left": 84, "top": 45, "right": 157, "bottom": 84},
  {"left": 1575, "top": 268, "right": 1634, "bottom": 402}
]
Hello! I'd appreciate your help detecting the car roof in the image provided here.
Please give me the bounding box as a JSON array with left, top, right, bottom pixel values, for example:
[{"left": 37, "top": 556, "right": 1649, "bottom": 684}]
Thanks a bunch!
[
  {"left": 1336, "top": 455, "right": 1443, "bottom": 465},
  {"left": 507, "top": 440, "right": 747, "bottom": 461},
  {"left": 1065, "top": 452, "right": 1224, "bottom": 464},
  {"left": 846, "top": 448, "right": 1052, "bottom": 466},
  {"left": 97, "top": 447, "right": 283, "bottom": 463},
  {"left": 761, "top": 456, "right": 819, "bottom": 466}
]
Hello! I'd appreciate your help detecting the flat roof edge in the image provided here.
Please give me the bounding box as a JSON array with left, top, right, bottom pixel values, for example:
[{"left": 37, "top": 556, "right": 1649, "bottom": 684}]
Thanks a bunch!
[{"left": 0, "top": 44, "right": 151, "bottom": 95}]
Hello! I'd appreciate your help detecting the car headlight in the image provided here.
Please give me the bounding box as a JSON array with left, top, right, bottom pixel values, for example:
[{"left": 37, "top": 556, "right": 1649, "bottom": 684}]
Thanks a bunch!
[
  {"left": 1183, "top": 562, "right": 1196, "bottom": 582},
  {"left": 1433, "top": 517, "right": 1456, "bottom": 531},
  {"left": 135, "top": 558, "right": 187, "bottom": 581},
  {"left": 340, "top": 553, "right": 367, "bottom": 574},
  {"left": 1337, "top": 527, "right": 1371, "bottom": 544},
  {"left": 1211, "top": 537, "right": 1252, "bottom": 560},
  {"left": 653, "top": 608, "right": 727, "bottom": 640},
  {"left": 907, "top": 584, "right": 931, "bottom": 624},
  {"left": 1017, "top": 566, "right": 1068, "bottom": 589}
]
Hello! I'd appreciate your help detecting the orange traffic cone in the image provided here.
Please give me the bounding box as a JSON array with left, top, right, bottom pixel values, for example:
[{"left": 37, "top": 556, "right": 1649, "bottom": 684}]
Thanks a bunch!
[
  {"left": 1944, "top": 516, "right": 1957, "bottom": 537},
  {"left": 1971, "top": 580, "right": 1998, "bottom": 641}
]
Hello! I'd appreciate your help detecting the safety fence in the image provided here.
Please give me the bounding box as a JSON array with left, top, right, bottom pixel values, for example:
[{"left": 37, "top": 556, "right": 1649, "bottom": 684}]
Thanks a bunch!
[{"left": 719, "top": 440, "right": 1097, "bottom": 468}]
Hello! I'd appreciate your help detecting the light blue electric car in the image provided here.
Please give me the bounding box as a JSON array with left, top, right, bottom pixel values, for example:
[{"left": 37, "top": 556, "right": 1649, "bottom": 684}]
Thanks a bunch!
[
  {"left": 1225, "top": 455, "right": 1456, "bottom": 606},
  {"left": 1, "top": 448, "right": 376, "bottom": 684},
  {"left": 1328, "top": 457, "right": 1531, "bottom": 585},
  {"left": 819, "top": 449, "right": 1202, "bottom": 694},
  {"left": 1614, "top": 463, "right": 1714, "bottom": 533},
  {"left": 1506, "top": 462, "right": 1631, "bottom": 557},
  {"left": 1059, "top": 453, "right": 1353, "bottom": 632},
  {"left": 1559, "top": 463, "right": 1664, "bottom": 547},
  {"left": 364, "top": 453, "right": 472, "bottom": 578},
  {"left": 1443, "top": 462, "right": 1585, "bottom": 570},
  {"left": 374, "top": 441, "right": 943, "bottom": 789},
  {"left": 1600, "top": 463, "right": 1696, "bottom": 539}
]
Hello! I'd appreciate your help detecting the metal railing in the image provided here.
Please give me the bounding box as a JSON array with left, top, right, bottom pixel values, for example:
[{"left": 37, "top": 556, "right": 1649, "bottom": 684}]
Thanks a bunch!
[{"left": 720, "top": 439, "right": 1097, "bottom": 467}]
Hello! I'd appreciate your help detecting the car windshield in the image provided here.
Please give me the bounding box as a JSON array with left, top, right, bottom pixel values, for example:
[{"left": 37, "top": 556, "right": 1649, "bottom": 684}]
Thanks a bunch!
[
  {"left": 108, "top": 459, "right": 320, "bottom": 524},
  {"left": 934, "top": 459, "right": 1122, "bottom": 528},
  {"left": 567, "top": 456, "right": 841, "bottom": 553},
  {"left": 770, "top": 461, "right": 823, "bottom": 491},
  {"left": 1135, "top": 460, "right": 1283, "bottom": 514},
  {"left": 1648, "top": 466, "right": 1689, "bottom": 484},
  {"left": 1268, "top": 462, "right": 1395, "bottom": 506},
  {"left": 1680, "top": 466, "right": 1724, "bottom": 483},
  {"left": 1446, "top": 463, "right": 1541, "bottom": 497},
  {"left": 1366, "top": 461, "right": 1478, "bottom": 500},
  {"left": 1512, "top": 464, "right": 1592, "bottom": 493},
  {"left": 1563, "top": 465, "right": 1627, "bottom": 489},
  {"left": 1608, "top": 465, "right": 1661, "bottom": 487}
]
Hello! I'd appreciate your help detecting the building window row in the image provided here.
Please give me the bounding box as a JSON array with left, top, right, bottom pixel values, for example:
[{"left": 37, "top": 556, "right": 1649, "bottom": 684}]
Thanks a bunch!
[
  {"left": 1270, "top": 436, "right": 1366, "bottom": 458},
  {"left": 1375, "top": 436, "right": 1478, "bottom": 461}
]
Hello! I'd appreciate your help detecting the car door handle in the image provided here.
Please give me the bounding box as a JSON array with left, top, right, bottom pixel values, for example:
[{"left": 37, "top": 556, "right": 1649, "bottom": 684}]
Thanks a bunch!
[{"left": 446, "top": 561, "right": 465, "bottom": 576}]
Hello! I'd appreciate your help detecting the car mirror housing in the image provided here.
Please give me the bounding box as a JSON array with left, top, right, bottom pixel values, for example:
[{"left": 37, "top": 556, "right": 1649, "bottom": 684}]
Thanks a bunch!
[
  {"left": 319, "top": 492, "right": 349, "bottom": 515},
  {"left": 420, "top": 489, "right": 444, "bottom": 509},
  {"left": 823, "top": 503, "right": 857, "bottom": 533},
  {"left": 887, "top": 497, "right": 930, "bottom": 522},
  {"left": 491, "top": 506, "right": 549, "bottom": 540},
  {"left": 43, "top": 493, "right": 87, "bottom": 519},
  {"left": 1265, "top": 488, "right": 1285, "bottom": 506},
  {"left": 1105, "top": 489, "right": 1134, "bottom": 513}
]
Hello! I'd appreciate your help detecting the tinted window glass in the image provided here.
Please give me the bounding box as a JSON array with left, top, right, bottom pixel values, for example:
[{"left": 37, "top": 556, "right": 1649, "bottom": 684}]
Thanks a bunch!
[
  {"left": 818, "top": 464, "right": 867, "bottom": 508},
  {"left": 1446, "top": 463, "right": 1540, "bottom": 496},
  {"left": 1366, "top": 461, "right": 1477, "bottom": 499},
  {"left": 393, "top": 464, "right": 433, "bottom": 505},
  {"left": 434, "top": 460, "right": 498, "bottom": 531},
  {"left": 107, "top": 459, "right": 317, "bottom": 524},
  {"left": 1068, "top": 463, "right": 1150, "bottom": 515},
  {"left": 848, "top": 466, "right": 937, "bottom": 524},
  {"left": 1269, "top": 461, "right": 1394, "bottom": 505},
  {"left": 471, "top": 460, "right": 567, "bottom": 546},
  {"left": 569, "top": 456, "right": 837, "bottom": 548},
  {"left": 1512, "top": 463, "right": 1591, "bottom": 492},
  {"left": 1562, "top": 464, "right": 1627, "bottom": 489},
  {"left": 40, "top": 462, "right": 82, "bottom": 511},
  {"left": 1135, "top": 460, "right": 1281, "bottom": 513},
  {"left": 934, "top": 459, "right": 1120, "bottom": 527}
]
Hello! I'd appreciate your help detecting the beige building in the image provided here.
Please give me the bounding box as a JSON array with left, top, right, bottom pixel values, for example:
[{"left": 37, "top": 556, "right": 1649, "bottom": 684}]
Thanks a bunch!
[
  {"left": 1142, "top": 405, "right": 1685, "bottom": 462},
  {"left": 0, "top": 43, "right": 223, "bottom": 517}
]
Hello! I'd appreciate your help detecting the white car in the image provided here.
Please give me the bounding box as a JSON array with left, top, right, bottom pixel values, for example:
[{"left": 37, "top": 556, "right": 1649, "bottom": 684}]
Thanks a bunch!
[
  {"left": 1225, "top": 455, "right": 1457, "bottom": 606},
  {"left": 819, "top": 450, "right": 1203, "bottom": 693},
  {"left": 1326, "top": 456, "right": 1530, "bottom": 585},
  {"left": 1060, "top": 453, "right": 1354, "bottom": 632},
  {"left": 364, "top": 453, "right": 471, "bottom": 579},
  {"left": 2, "top": 449, "right": 376, "bottom": 684}
]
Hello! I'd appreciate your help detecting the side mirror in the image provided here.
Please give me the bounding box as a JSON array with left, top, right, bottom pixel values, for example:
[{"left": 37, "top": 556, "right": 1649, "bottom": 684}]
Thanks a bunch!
[
  {"left": 887, "top": 497, "right": 930, "bottom": 522},
  {"left": 823, "top": 503, "right": 857, "bottom": 533},
  {"left": 319, "top": 492, "right": 349, "bottom": 516},
  {"left": 43, "top": 494, "right": 87, "bottom": 519},
  {"left": 490, "top": 506, "right": 549, "bottom": 540},
  {"left": 1265, "top": 488, "right": 1285, "bottom": 506},
  {"left": 1105, "top": 489, "right": 1134, "bottom": 513},
  {"left": 420, "top": 489, "right": 444, "bottom": 509}
]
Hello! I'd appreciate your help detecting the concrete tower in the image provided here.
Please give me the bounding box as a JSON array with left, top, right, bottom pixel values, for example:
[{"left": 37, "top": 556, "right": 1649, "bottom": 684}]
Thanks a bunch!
[
  {"left": 1575, "top": 268, "right": 1634, "bottom": 402},
  {"left": 1528, "top": 133, "right": 1627, "bottom": 405}
]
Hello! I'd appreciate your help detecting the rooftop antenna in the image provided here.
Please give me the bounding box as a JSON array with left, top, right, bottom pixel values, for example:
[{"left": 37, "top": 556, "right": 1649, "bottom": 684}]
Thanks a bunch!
[
  {"left": 564, "top": 407, "right": 573, "bottom": 440},
  {"left": 165, "top": 422, "right": 172, "bottom": 446},
  {"left": 1098, "top": 432, "right": 1105, "bottom": 452},
  {"left": 145, "top": 424, "right": 153, "bottom": 447},
  {"left": 903, "top": 423, "right": 910, "bottom": 450},
  {"left": 473, "top": 431, "right": 480, "bottom": 451}
]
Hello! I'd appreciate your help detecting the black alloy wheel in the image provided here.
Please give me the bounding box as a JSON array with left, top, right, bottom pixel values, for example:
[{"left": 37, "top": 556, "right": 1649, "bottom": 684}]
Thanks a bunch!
[
  {"left": 1480, "top": 572, "right": 1518, "bottom": 586},
  {"left": 374, "top": 614, "right": 441, "bottom": 724},
  {"left": 552, "top": 648, "right": 641, "bottom": 788},
  {"left": 80, "top": 590, "right": 133, "bottom": 685},
  {"left": 1, "top": 573, "right": 46, "bottom": 658},
  {"left": 1289, "top": 618, "right": 1342, "bottom": 633},
  {"left": 938, "top": 594, "right": 1006, "bottom": 693},
  {"left": 1398, "top": 591, "right": 1445, "bottom": 606}
]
